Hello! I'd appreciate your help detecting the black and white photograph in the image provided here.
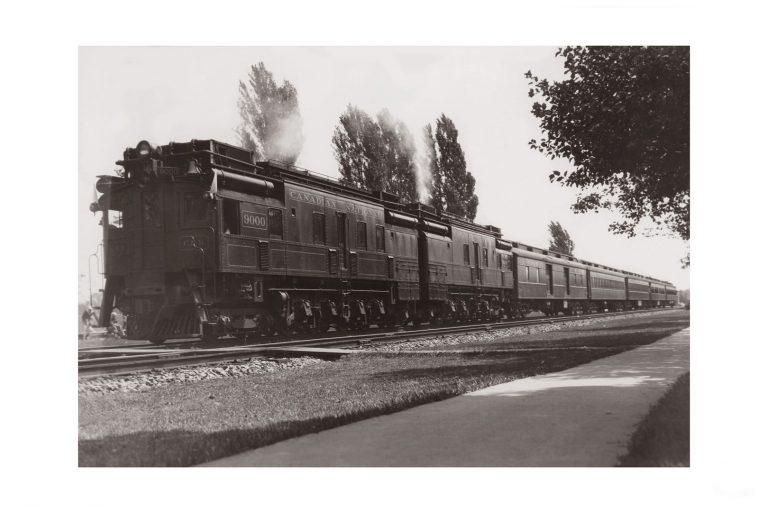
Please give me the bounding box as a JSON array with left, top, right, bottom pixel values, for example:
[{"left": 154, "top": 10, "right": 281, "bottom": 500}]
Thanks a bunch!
[
  {"left": 6, "top": 1, "right": 768, "bottom": 511},
  {"left": 77, "top": 45, "right": 691, "bottom": 467}
]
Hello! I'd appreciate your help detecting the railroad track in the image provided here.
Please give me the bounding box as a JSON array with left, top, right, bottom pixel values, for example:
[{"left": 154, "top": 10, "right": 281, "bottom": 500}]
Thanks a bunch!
[{"left": 78, "top": 308, "right": 678, "bottom": 377}]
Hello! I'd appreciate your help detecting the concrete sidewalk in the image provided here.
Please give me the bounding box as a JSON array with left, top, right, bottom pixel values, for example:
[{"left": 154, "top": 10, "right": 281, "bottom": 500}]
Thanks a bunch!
[{"left": 202, "top": 328, "right": 690, "bottom": 467}]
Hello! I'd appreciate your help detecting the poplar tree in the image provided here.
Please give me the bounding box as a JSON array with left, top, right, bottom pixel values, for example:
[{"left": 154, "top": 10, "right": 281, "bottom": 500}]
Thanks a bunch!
[
  {"left": 548, "top": 221, "right": 576, "bottom": 255},
  {"left": 422, "top": 124, "right": 440, "bottom": 208},
  {"left": 376, "top": 109, "right": 418, "bottom": 203},
  {"left": 237, "top": 62, "right": 304, "bottom": 164},
  {"left": 331, "top": 105, "right": 419, "bottom": 202},
  {"left": 331, "top": 105, "right": 381, "bottom": 190},
  {"left": 431, "top": 114, "right": 479, "bottom": 220}
]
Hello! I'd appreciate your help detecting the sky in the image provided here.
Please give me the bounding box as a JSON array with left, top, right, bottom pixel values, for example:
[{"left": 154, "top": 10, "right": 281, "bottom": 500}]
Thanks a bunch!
[{"left": 78, "top": 46, "right": 690, "bottom": 297}]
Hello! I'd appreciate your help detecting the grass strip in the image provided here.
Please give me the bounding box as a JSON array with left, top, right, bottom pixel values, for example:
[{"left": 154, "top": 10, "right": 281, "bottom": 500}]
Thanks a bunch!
[{"left": 618, "top": 372, "right": 690, "bottom": 467}]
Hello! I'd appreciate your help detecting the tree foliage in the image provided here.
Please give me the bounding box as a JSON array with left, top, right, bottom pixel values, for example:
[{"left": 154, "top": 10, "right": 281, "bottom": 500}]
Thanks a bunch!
[
  {"left": 331, "top": 105, "right": 419, "bottom": 203},
  {"left": 526, "top": 46, "right": 689, "bottom": 240},
  {"left": 421, "top": 124, "right": 439, "bottom": 206},
  {"left": 548, "top": 221, "right": 575, "bottom": 255},
  {"left": 331, "top": 105, "right": 381, "bottom": 190},
  {"left": 377, "top": 110, "right": 419, "bottom": 202},
  {"left": 427, "top": 114, "right": 479, "bottom": 220},
  {"left": 237, "top": 62, "right": 304, "bottom": 164}
]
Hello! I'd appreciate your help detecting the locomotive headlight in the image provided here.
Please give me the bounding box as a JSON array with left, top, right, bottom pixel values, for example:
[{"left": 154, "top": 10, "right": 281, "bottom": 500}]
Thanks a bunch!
[{"left": 136, "top": 140, "right": 154, "bottom": 157}]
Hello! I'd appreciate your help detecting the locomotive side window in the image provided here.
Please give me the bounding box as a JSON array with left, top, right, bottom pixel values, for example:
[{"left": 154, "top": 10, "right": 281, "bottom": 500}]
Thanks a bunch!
[
  {"left": 268, "top": 208, "right": 283, "bottom": 239},
  {"left": 183, "top": 192, "right": 207, "bottom": 223},
  {"left": 313, "top": 213, "right": 326, "bottom": 244},
  {"left": 222, "top": 199, "right": 240, "bottom": 235},
  {"left": 107, "top": 210, "right": 123, "bottom": 230},
  {"left": 482, "top": 248, "right": 489, "bottom": 267},
  {"left": 357, "top": 222, "right": 368, "bottom": 250},
  {"left": 375, "top": 225, "right": 385, "bottom": 252},
  {"left": 463, "top": 244, "right": 470, "bottom": 265}
]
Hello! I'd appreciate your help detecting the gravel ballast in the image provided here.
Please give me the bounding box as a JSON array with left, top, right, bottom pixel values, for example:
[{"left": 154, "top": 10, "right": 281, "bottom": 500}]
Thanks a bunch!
[
  {"left": 79, "top": 356, "right": 328, "bottom": 395},
  {"left": 362, "top": 310, "right": 668, "bottom": 352},
  {"left": 79, "top": 310, "right": 673, "bottom": 396}
]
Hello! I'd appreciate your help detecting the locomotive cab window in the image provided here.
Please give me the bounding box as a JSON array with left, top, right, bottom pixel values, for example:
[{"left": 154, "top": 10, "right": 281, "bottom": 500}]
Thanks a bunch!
[
  {"left": 106, "top": 210, "right": 123, "bottom": 231},
  {"left": 222, "top": 199, "right": 240, "bottom": 235},
  {"left": 357, "top": 222, "right": 368, "bottom": 250},
  {"left": 268, "top": 208, "right": 283, "bottom": 239}
]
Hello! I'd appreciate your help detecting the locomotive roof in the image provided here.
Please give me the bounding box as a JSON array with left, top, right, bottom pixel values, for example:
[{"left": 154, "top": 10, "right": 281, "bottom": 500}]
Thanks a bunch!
[{"left": 257, "top": 159, "right": 401, "bottom": 207}]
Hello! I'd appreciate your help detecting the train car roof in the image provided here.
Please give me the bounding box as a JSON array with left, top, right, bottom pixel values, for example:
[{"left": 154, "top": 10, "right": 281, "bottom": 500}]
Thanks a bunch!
[{"left": 511, "top": 246, "right": 589, "bottom": 270}]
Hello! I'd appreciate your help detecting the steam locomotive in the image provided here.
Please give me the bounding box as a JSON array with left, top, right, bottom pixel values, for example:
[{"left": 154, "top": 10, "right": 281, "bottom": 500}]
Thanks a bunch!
[{"left": 90, "top": 139, "right": 678, "bottom": 343}]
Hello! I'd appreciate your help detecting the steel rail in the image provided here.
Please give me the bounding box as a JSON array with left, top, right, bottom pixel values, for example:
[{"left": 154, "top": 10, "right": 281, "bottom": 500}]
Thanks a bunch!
[
  {"left": 79, "top": 306, "right": 677, "bottom": 354},
  {"left": 79, "top": 308, "right": 678, "bottom": 377}
]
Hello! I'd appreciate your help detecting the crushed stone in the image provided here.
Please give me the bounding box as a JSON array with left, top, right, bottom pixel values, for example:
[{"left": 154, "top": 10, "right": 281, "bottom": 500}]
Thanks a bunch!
[
  {"left": 79, "top": 356, "right": 327, "bottom": 396},
  {"left": 359, "top": 311, "right": 664, "bottom": 352}
]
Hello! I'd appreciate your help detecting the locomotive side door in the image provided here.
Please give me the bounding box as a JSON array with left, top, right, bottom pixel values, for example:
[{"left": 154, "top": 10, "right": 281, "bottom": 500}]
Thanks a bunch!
[
  {"left": 337, "top": 212, "right": 349, "bottom": 272},
  {"left": 473, "top": 242, "right": 481, "bottom": 285}
]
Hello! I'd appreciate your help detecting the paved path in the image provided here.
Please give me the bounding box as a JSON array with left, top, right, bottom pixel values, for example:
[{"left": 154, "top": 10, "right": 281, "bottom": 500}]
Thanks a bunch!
[{"left": 202, "top": 328, "right": 690, "bottom": 467}]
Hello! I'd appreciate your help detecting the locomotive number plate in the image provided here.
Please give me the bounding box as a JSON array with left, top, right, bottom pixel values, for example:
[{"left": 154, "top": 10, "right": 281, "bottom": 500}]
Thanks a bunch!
[{"left": 242, "top": 211, "right": 268, "bottom": 230}]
